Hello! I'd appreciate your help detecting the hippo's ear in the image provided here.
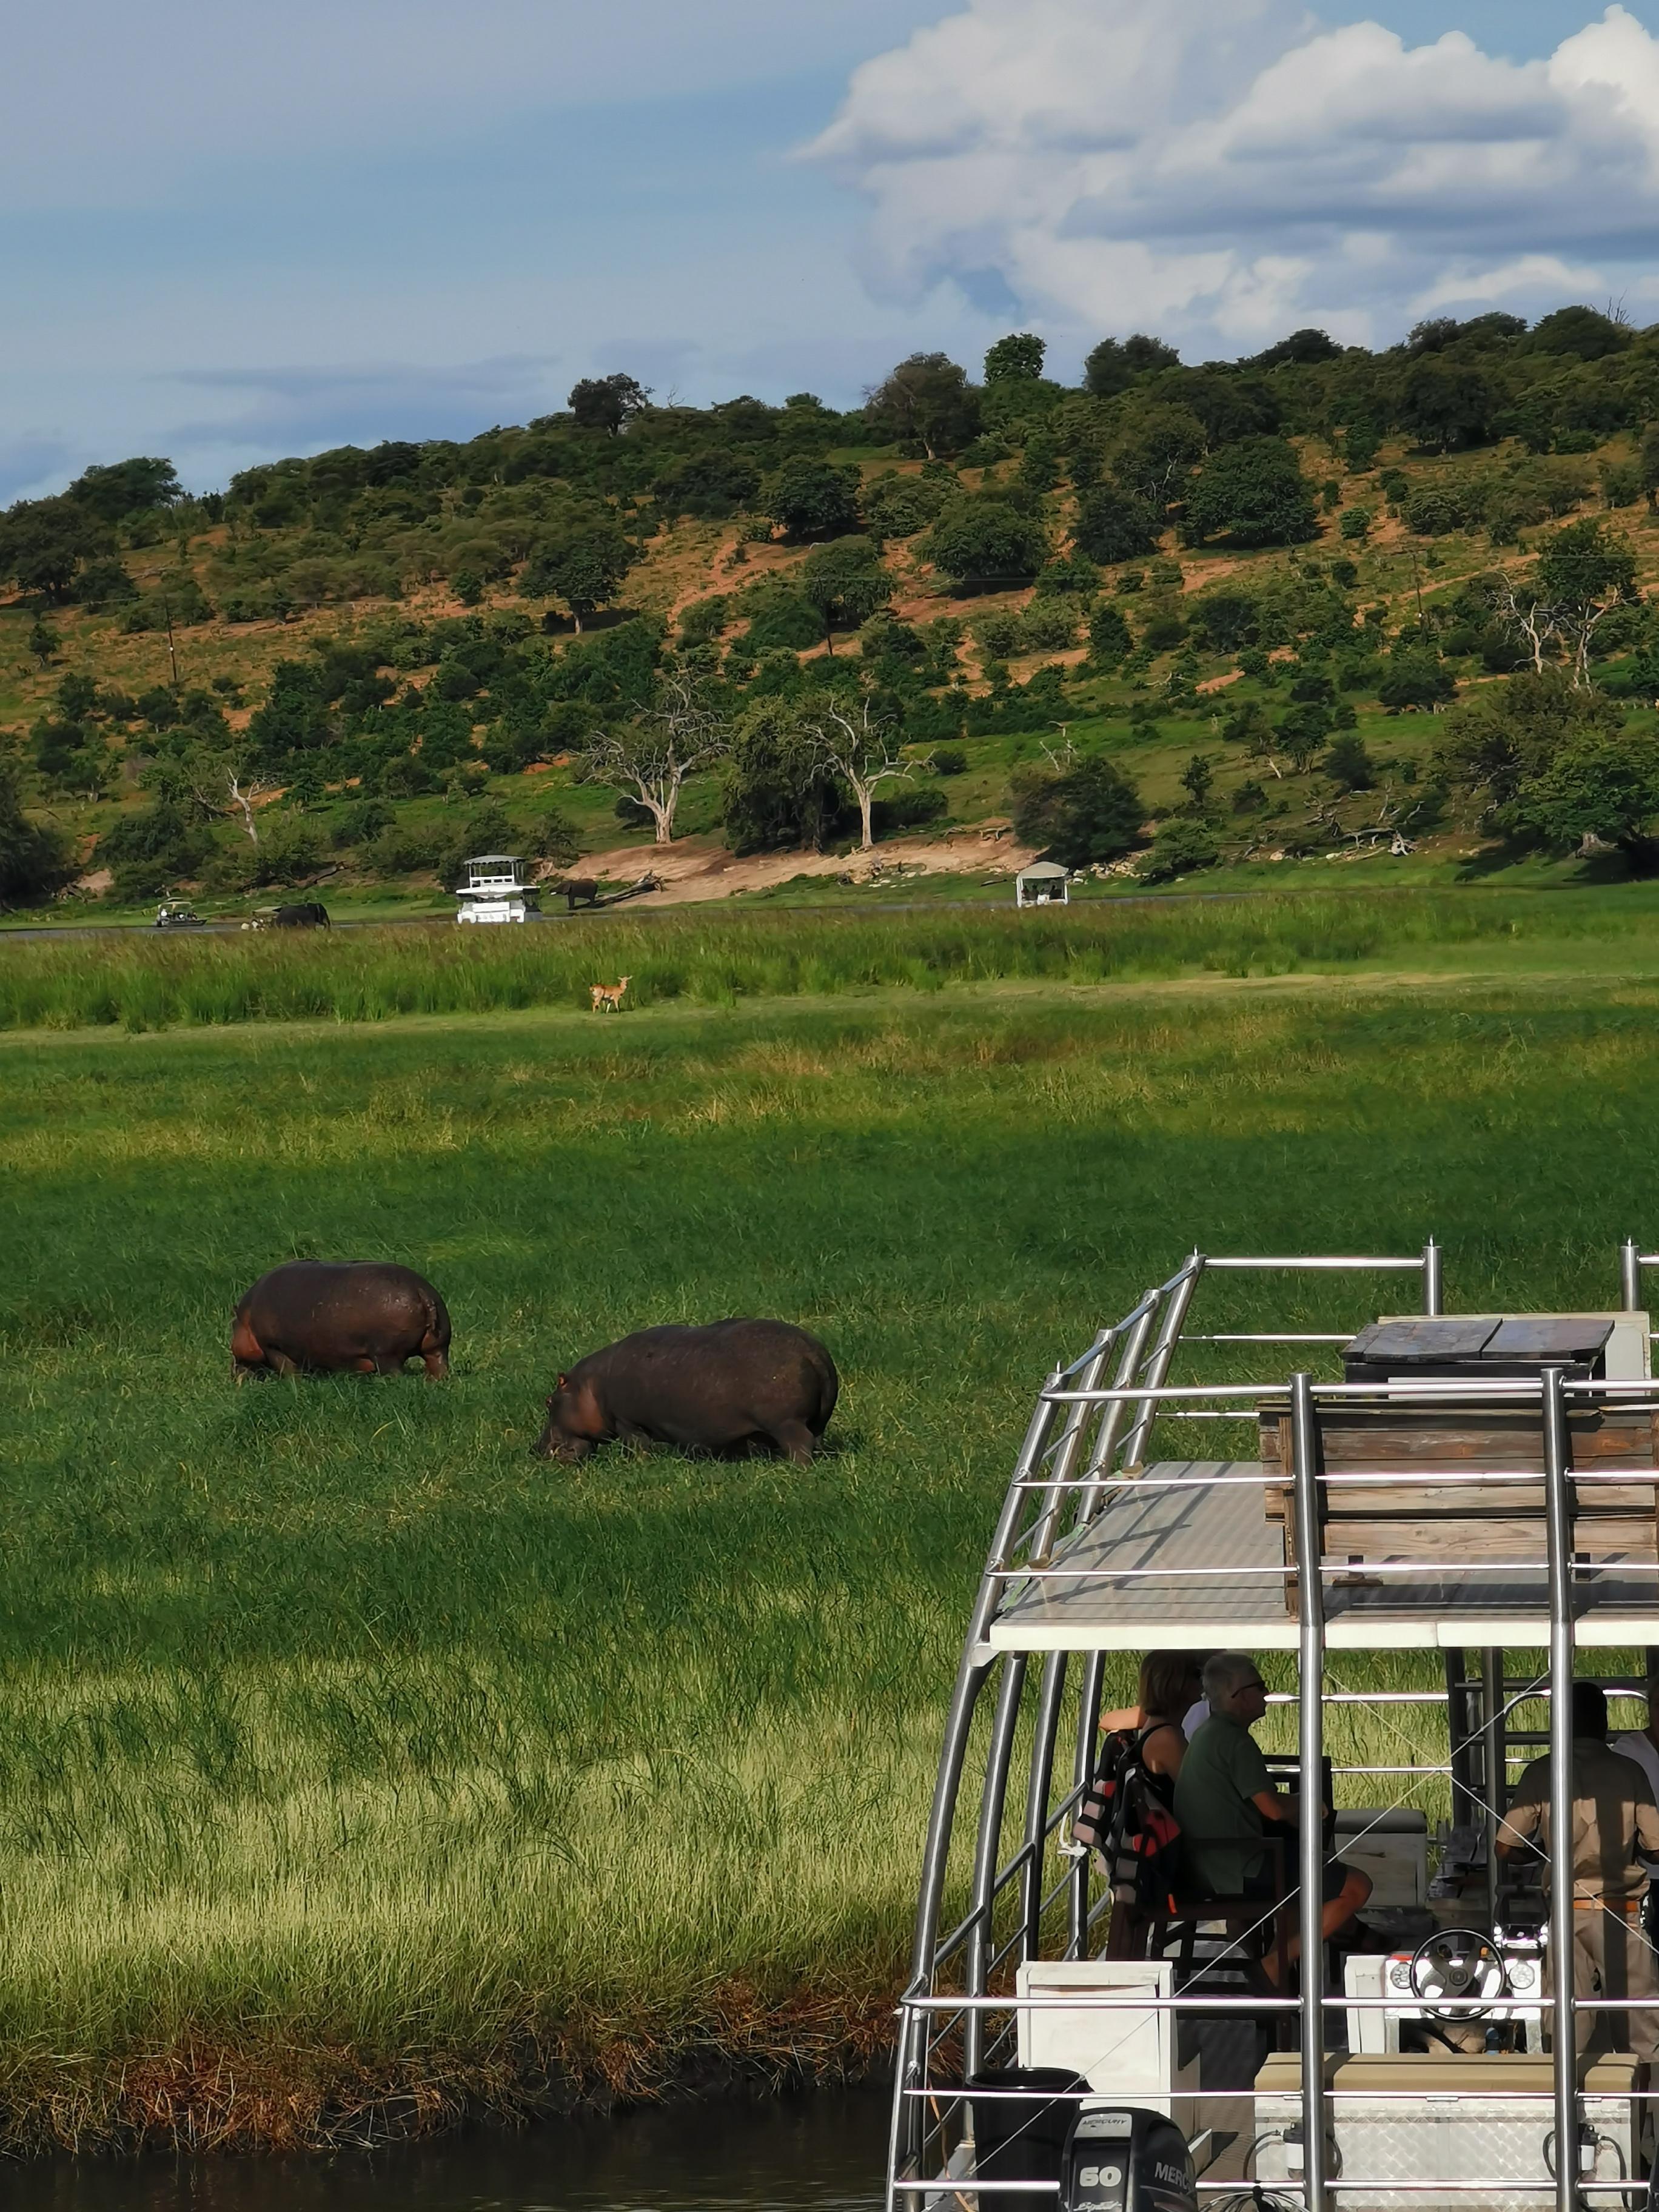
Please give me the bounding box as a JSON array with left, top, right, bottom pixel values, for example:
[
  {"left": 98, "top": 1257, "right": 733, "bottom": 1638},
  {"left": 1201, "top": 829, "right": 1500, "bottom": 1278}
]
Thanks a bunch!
[{"left": 557, "top": 1373, "right": 568, "bottom": 1389}]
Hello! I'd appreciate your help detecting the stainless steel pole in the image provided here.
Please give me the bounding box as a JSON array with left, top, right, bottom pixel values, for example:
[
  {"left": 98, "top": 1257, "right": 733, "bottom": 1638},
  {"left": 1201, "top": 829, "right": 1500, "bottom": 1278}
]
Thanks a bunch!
[
  {"left": 1020, "top": 1651, "right": 1069, "bottom": 1963},
  {"left": 1121, "top": 1256, "right": 1205, "bottom": 1472},
  {"left": 1068, "top": 1649, "right": 1107, "bottom": 1957},
  {"left": 1422, "top": 1239, "right": 1443, "bottom": 1316},
  {"left": 1483, "top": 1646, "right": 1505, "bottom": 1929},
  {"left": 1620, "top": 1240, "right": 1641, "bottom": 1313},
  {"left": 965, "top": 1655, "right": 1029, "bottom": 2079},
  {"left": 1542, "top": 1365, "right": 1577, "bottom": 2212},
  {"left": 1291, "top": 1370, "right": 1327, "bottom": 2212}
]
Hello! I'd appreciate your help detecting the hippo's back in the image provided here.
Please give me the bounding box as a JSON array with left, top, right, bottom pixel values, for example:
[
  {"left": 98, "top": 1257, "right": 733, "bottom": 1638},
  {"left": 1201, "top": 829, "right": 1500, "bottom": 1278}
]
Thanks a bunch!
[{"left": 235, "top": 1261, "right": 447, "bottom": 1369}]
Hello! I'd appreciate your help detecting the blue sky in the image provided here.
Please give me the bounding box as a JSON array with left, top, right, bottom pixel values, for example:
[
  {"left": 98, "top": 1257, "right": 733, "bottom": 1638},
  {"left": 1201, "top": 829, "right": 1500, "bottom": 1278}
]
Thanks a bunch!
[{"left": 4, "top": 0, "right": 1657, "bottom": 499}]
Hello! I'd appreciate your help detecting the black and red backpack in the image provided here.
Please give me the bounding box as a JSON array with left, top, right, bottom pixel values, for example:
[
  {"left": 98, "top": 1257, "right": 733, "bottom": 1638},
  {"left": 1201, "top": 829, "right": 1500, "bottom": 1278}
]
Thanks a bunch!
[{"left": 1071, "top": 1726, "right": 1184, "bottom": 1915}]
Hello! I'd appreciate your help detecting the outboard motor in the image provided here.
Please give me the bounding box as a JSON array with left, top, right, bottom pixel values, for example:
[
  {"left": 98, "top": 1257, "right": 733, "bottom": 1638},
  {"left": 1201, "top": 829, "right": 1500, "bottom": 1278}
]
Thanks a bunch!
[{"left": 1059, "top": 2107, "right": 1198, "bottom": 2212}]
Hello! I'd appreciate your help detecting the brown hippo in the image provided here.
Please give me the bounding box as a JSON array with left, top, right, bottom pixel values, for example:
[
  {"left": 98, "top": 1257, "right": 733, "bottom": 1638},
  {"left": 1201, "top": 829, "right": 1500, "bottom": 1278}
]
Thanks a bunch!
[
  {"left": 232, "top": 1261, "right": 451, "bottom": 1379},
  {"left": 535, "top": 1319, "right": 837, "bottom": 1466}
]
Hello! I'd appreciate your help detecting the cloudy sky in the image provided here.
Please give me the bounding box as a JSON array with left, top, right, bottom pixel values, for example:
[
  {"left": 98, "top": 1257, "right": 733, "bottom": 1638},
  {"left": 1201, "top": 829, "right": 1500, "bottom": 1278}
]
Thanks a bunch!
[{"left": 5, "top": 0, "right": 1657, "bottom": 500}]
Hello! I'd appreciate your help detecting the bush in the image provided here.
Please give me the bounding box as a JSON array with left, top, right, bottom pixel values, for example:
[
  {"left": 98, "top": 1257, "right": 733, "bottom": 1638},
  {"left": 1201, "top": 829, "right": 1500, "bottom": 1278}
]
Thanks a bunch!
[
  {"left": 931, "top": 745, "right": 968, "bottom": 776},
  {"left": 920, "top": 497, "right": 1048, "bottom": 590},
  {"left": 974, "top": 611, "right": 1024, "bottom": 658},
  {"left": 862, "top": 473, "right": 948, "bottom": 540},
  {"left": 871, "top": 786, "right": 947, "bottom": 838},
  {"left": 97, "top": 800, "right": 213, "bottom": 899},
  {"left": 1139, "top": 819, "right": 1219, "bottom": 882},
  {"left": 332, "top": 798, "right": 394, "bottom": 848},
  {"left": 1021, "top": 600, "right": 1080, "bottom": 653},
  {"left": 742, "top": 586, "right": 822, "bottom": 652}
]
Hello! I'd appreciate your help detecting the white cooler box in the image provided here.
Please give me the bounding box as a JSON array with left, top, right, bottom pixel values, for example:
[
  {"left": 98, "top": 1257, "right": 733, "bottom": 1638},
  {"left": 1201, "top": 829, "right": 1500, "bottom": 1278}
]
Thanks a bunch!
[
  {"left": 1016, "top": 1959, "right": 1199, "bottom": 2135},
  {"left": 1253, "top": 2052, "right": 1645, "bottom": 2212}
]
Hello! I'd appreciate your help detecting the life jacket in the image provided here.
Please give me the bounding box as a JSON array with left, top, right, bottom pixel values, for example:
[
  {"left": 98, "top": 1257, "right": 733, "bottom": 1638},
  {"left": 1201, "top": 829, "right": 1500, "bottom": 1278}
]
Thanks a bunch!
[{"left": 1072, "top": 1724, "right": 1184, "bottom": 1915}]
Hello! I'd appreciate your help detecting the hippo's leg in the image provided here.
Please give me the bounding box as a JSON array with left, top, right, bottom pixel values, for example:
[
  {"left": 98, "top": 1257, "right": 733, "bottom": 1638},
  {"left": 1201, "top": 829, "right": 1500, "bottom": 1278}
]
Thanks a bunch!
[
  {"left": 767, "top": 1418, "right": 817, "bottom": 1467},
  {"left": 422, "top": 1347, "right": 451, "bottom": 1378},
  {"left": 267, "top": 1349, "right": 301, "bottom": 1377},
  {"left": 374, "top": 1353, "right": 408, "bottom": 1375}
]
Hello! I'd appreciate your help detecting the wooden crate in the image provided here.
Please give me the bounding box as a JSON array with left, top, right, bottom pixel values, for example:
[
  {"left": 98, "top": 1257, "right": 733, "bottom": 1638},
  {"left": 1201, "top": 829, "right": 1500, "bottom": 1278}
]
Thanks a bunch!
[{"left": 1259, "top": 1399, "right": 1659, "bottom": 1610}]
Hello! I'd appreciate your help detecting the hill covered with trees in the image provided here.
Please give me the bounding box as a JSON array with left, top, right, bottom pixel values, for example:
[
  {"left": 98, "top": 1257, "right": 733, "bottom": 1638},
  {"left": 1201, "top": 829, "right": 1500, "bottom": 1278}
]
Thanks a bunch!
[{"left": 7, "top": 304, "right": 1659, "bottom": 913}]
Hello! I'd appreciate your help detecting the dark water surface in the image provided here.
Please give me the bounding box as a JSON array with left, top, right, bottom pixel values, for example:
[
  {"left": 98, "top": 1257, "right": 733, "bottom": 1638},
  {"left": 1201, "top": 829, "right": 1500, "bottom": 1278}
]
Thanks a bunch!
[{"left": 8, "top": 2091, "right": 891, "bottom": 2212}]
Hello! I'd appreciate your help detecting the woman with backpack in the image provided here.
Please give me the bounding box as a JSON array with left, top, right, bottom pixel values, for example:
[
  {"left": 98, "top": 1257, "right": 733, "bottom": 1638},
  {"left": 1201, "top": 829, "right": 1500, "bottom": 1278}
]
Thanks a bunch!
[{"left": 1099, "top": 1651, "right": 1208, "bottom": 1805}]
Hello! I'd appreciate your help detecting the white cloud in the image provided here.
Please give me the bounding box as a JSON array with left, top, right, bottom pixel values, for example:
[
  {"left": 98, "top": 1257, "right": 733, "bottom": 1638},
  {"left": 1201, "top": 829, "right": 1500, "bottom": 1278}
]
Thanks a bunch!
[{"left": 807, "top": 1, "right": 1659, "bottom": 352}]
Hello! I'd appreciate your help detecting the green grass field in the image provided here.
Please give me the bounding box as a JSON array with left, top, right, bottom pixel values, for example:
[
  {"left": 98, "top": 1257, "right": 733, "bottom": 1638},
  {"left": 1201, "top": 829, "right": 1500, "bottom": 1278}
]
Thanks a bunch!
[{"left": 4, "top": 899, "right": 1659, "bottom": 2148}]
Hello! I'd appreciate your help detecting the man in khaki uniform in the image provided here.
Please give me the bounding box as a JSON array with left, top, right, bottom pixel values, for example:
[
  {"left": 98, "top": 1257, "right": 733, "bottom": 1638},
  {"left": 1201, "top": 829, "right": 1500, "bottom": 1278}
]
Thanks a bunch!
[{"left": 1497, "top": 1681, "right": 1659, "bottom": 2056}]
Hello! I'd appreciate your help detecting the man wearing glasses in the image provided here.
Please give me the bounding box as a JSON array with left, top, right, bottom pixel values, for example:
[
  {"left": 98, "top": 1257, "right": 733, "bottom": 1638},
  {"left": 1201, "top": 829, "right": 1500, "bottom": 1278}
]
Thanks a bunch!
[{"left": 1173, "top": 1651, "right": 1372, "bottom": 1977}]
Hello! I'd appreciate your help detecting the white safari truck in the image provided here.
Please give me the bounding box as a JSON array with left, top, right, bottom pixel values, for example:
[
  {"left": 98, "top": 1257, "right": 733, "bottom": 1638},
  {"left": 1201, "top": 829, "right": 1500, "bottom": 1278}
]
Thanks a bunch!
[
  {"left": 454, "top": 854, "right": 540, "bottom": 924},
  {"left": 888, "top": 1244, "right": 1659, "bottom": 2212}
]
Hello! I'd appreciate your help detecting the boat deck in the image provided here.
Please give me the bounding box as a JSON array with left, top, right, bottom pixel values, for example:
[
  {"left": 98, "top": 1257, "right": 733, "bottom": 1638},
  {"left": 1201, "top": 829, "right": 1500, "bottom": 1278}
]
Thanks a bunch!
[{"left": 987, "top": 1460, "right": 1659, "bottom": 1652}]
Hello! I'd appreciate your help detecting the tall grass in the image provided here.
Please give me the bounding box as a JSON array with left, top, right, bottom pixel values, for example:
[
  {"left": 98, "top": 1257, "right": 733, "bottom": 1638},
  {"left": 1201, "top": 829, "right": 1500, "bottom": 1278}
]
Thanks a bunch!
[
  {"left": 5, "top": 887, "right": 1659, "bottom": 1032},
  {"left": 4, "top": 979, "right": 1659, "bottom": 2145}
]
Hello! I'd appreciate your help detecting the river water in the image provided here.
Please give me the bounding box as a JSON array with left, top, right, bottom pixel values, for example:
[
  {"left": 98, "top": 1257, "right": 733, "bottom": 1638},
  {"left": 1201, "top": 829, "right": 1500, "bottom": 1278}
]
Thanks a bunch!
[{"left": 10, "top": 2089, "right": 892, "bottom": 2212}]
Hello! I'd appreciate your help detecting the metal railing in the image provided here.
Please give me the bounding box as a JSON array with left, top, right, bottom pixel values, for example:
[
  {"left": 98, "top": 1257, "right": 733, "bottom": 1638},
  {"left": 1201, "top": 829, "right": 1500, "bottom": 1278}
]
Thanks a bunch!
[{"left": 886, "top": 1240, "right": 1659, "bottom": 2212}]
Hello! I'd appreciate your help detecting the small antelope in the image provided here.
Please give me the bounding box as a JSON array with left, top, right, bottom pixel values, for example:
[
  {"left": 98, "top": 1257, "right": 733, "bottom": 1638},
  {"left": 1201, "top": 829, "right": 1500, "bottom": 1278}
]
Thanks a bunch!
[{"left": 591, "top": 975, "right": 631, "bottom": 1013}]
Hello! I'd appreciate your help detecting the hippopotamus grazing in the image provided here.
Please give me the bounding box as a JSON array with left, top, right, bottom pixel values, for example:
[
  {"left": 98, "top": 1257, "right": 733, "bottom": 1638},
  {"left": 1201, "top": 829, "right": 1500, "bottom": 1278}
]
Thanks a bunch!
[
  {"left": 535, "top": 1319, "right": 837, "bottom": 1466},
  {"left": 232, "top": 1261, "right": 451, "bottom": 1379}
]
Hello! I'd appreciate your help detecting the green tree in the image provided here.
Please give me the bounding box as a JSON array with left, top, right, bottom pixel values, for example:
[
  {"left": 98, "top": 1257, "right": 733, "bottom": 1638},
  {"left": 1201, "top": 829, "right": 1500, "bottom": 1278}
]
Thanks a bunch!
[
  {"left": 864, "top": 354, "right": 981, "bottom": 460},
  {"left": 799, "top": 538, "right": 894, "bottom": 652},
  {"left": 1179, "top": 753, "right": 1214, "bottom": 808},
  {"left": 1437, "top": 667, "right": 1625, "bottom": 811},
  {"left": 984, "top": 333, "right": 1046, "bottom": 383},
  {"left": 1073, "top": 478, "right": 1161, "bottom": 563},
  {"left": 723, "top": 702, "right": 840, "bottom": 853},
  {"left": 921, "top": 496, "right": 1048, "bottom": 591},
  {"left": 1501, "top": 728, "right": 1659, "bottom": 856},
  {"left": 1398, "top": 358, "right": 1495, "bottom": 452},
  {"left": 0, "top": 495, "right": 110, "bottom": 601},
  {"left": 1532, "top": 517, "right": 1639, "bottom": 687},
  {"left": 1322, "top": 732, "right": 1375, "bottom": 789},
  {"left": 98, "top": 798, "right": 214, "bottom": 899},
  {"left": 1639, "top": 425, "right": 1659, "bottom": 514},
  {"left": 1087, "top": 600, "right": 1132, "bottom": 667},
  {"left": 759, "top": 458, "right": 861, "bottom": 541},
  {"left": 1529, "top": 305, "right": 1632, "bottom": 361},
  {"left": 1011, "top": 752, "right": 1144, "bottom": 867},
  {"left": 580, "top": 662, "right": 732, "bottom": 843},
  {"left": 520, "top": 517, "right": 636, "bottom": 631},
  {"left": 27, "top": 618, "right": 61, "bottom": 668},
  {"left": 1182, "top": 438, "right": 1318, "bottom": 548},
  {"left": 66, "top": 457, "right": 181, "bottom": 520},
  {"left": 1082, "top": 334, "right": 1180, "bottom": 398},
  {"left": 0, "top": 761, "right": 73, "bottom": 907},
  {"left": 568, "top": 373, "right": 651, "bottom": 435},
  {"left": 1113, "top": 406, "right": 1207, "bottom": 509}
]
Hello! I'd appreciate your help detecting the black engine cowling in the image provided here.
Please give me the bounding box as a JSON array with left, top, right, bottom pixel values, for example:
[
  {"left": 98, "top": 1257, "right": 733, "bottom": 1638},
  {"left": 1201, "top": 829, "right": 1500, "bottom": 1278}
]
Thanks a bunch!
[{"left": 1060, "top": 2107, "right": 1197, "bottom": 2212}]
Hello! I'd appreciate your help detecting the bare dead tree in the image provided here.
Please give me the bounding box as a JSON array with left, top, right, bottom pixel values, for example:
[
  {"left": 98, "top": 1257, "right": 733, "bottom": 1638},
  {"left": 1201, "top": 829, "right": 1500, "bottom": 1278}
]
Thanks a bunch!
[
  {"left": 1487, "top": 573, "right": 1561, "bottom": 678},
  {"left": 580, "top": 663, "right": 731, "bottom": 845},
  {"left": 186, "top": 758, "right": 279, "bottom": 844},
  {"left": 804, "top": 695, "right": 918, "bottom": 851}
]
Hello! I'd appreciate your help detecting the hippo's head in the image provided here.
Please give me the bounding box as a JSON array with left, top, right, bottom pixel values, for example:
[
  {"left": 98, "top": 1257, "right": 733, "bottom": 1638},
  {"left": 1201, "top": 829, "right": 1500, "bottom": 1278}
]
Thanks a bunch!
[{"left": 533, "top": 1373, "right": 595, "bottom": 1463}]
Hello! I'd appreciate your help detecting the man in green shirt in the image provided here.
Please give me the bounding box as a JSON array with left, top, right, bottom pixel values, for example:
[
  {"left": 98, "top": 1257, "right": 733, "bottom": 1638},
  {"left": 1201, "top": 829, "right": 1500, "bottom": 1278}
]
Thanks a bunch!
[{"left": 1173, "top": 1652, "right": 1371, "bottom": 1974}]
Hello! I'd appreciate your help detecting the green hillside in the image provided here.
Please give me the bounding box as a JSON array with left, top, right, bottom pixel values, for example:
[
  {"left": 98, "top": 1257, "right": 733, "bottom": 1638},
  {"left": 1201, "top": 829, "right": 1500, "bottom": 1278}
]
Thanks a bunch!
[{"left": 6, "top": 310, "right": 1659, "bottom": 918}]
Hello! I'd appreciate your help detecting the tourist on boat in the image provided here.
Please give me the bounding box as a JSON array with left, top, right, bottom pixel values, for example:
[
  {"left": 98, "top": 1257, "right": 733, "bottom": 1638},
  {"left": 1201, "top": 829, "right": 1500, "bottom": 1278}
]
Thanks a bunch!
[
  {"left": 1610, "top": 1672, "right": 1659, "bottom": 1804},
  {"left": 1098, "top": 1652, "right": 1207, "bottom": 1803},
  {"left": 1497, "top": 1680, "right": 1659, "bottom": 2055},
  {"left": 1173, "top": 1651, "right": 1372, "bottom": 1972}
]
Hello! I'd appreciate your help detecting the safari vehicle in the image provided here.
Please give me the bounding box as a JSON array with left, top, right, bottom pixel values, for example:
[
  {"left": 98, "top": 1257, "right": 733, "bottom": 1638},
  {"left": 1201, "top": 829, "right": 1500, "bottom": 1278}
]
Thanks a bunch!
[
  {"left": 454, "top": 854, "right": 540, "bottom": 925},
  {"left": 887, "top": 1242, "right": 1659, "bottom": 2212},
  {"left": 154, "top": 899, "right": 204, "bottom": 929}
]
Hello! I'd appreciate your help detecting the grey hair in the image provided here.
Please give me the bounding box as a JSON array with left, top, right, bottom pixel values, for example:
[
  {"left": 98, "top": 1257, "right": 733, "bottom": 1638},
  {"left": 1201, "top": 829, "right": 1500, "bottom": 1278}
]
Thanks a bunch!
[{"left": 1202, "top": 1652, "right": 1261, "bottom": 1703}]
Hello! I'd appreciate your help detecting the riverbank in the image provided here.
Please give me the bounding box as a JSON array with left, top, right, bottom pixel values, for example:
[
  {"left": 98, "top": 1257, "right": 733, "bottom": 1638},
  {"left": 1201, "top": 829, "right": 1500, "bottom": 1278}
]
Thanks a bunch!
[{"left": 3, "top": 965, "right": 1657, "bottom": 2148}]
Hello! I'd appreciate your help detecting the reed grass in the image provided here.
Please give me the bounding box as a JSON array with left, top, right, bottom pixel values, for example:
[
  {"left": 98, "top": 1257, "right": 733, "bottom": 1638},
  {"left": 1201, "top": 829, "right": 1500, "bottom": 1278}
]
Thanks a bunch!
[
  {"left": 5, "top": 886, "right": 1659, "bottom": 1033},
  {"left": 3, "top": 974, "right": 1658, "bottom": 2145}
]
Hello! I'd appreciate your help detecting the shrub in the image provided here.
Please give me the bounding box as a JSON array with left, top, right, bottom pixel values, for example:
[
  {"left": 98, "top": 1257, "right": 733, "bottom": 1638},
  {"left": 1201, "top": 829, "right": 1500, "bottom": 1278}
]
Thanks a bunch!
[
  {"left": 931, "top": 745, "right": 968, "bottom": 776},
  {"left": 1182, "top": 438, "right": 1318, "bottom": 548},
  {"left": 1139, "top": 819, "right": 1219, "bottom": 882},
  {"left": 0, "top": 763, "right": 75, "bottom": 905},
  {"left": 1021, "top": 600, "right": 1080, "bottom": 653},
  {"left": 1087, "top": 602, "right": 1133, "bottom": 666},
  {"left": 332, "top": 799, "right": 394, "bottom": 848},
  {"left": 871, "top": 786, "right": 947, "bottom": 838},
  {"left": 976, "top": 612, "right": 1024, "bottom": 658},
  {"left": 1322, "top": 732, "right": 1376, "bottom": 790},
  {"left": 921, "top": 497, "right": 1048, "bottom": 590}
]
